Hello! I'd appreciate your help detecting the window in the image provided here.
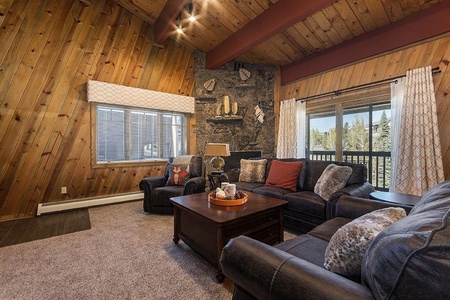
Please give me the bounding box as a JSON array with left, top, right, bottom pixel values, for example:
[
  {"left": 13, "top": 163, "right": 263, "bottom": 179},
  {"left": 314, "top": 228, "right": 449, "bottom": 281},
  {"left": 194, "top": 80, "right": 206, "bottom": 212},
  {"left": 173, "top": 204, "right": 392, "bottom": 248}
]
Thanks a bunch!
[
  {"left": 307, "top": 103, "right": 391, "bottom": 190},
  {"left": 94, "top": 105, "right": 187, "bottom": 165}
]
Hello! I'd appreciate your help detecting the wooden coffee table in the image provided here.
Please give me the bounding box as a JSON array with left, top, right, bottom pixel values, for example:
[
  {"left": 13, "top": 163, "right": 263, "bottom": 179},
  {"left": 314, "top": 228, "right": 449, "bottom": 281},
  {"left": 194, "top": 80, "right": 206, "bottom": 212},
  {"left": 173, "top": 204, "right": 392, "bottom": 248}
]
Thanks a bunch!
[{"left": 170, "top": 191, "right": 287, "bottom": 283}]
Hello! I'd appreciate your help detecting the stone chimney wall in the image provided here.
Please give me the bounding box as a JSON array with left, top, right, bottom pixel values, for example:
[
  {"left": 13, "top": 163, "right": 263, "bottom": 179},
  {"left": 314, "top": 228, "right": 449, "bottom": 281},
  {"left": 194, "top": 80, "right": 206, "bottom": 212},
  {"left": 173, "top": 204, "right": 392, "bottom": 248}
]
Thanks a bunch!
[{"left": 194, "top": 52, "right": 276, "bottom": 160}]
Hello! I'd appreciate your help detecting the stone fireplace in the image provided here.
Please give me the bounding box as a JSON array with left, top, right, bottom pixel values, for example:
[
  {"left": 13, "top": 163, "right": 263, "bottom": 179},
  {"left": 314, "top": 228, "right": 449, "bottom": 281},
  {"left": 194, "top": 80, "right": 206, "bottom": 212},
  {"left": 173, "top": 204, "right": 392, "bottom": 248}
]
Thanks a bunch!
[{"left": 194, "top": 52, "right": 276, "bottom": 160}]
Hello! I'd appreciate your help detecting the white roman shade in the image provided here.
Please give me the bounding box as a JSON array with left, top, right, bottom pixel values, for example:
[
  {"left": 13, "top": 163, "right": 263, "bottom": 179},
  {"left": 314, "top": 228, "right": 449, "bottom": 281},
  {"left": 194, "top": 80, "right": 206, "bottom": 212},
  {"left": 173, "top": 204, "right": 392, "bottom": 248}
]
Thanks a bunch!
[{"left": 87, "top": 80, "right": 195, "bottom": 114}]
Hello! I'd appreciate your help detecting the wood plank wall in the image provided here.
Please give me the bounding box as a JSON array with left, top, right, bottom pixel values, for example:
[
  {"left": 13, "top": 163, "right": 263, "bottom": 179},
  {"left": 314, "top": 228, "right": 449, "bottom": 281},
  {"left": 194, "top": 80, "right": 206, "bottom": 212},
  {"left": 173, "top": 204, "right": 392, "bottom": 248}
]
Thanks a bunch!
[
  {"left": 0, "top": 0, "right": 195, "bottom": 220},
  {"left": 280, "top": 34, "right": 450, "bottom": 180}
]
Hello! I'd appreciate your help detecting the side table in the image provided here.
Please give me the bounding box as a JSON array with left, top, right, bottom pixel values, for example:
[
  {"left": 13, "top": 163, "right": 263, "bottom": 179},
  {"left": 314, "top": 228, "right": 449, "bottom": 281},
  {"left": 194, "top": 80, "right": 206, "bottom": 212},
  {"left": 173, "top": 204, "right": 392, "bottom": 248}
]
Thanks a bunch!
[
  {"left": 370, "top": 191, "right": 421, "bottom": 207},
  {"left": 208, "top": 171, "right": 223, "bottom": 191}
]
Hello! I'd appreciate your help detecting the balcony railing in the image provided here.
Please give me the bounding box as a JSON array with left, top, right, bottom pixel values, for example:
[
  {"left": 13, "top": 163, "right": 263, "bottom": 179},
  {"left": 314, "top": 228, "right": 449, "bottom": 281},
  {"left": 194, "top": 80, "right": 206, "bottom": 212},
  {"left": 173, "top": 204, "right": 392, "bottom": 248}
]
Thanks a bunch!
[{"left": 308, "top": 150, "right": 391, "bottom": 191}]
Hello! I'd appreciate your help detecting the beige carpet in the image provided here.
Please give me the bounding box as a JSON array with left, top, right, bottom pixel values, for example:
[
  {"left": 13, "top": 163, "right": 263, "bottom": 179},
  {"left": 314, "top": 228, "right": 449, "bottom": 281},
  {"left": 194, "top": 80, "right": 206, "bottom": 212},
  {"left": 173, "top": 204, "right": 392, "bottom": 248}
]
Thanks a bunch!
[{"left": 0, "top": 200, "right": 297, "bottom": 299}]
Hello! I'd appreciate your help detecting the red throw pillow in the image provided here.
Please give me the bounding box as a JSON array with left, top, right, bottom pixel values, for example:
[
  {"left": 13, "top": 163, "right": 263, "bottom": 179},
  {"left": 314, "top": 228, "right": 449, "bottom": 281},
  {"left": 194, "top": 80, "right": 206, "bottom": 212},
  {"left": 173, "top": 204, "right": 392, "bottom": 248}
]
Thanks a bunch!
[
  {"left": 166, "top": 164, "right": 191, "bottom": 186},
  {"left": 265, "top": 160, "right": 303, "bottom": 192}
]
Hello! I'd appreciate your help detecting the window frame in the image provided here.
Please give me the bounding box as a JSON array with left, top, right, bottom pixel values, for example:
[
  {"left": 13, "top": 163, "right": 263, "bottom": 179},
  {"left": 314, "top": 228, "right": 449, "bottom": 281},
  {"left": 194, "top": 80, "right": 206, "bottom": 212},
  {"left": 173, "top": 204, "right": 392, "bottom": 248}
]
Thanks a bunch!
[
  {"left": 305, "top": 88, "right": 392, "bottom": 190},
  {"left": 90, "top": 103, "right": 189, "bottom": 168}
]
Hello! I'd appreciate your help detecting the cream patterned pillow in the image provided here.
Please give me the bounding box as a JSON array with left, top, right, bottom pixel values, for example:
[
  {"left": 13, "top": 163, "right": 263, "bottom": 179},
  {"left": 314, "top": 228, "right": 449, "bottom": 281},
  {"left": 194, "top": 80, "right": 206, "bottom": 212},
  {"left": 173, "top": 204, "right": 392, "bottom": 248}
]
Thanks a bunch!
[
  {"left": 314, "top": 164, "right": 352, "bottom": 200},
  {"left": 324, "top": 207, "right": 407, "bottom": 276},
  {"left": 238, "top": 159, "right": 267, "bottom": 183}
]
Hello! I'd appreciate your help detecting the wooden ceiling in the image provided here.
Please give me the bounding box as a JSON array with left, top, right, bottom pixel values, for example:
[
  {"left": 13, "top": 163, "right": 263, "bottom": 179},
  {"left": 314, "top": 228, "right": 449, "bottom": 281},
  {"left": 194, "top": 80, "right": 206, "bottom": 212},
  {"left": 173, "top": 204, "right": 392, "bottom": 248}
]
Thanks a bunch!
[{"left": 113, "top": 0, "right": 448, "bottom": 83}]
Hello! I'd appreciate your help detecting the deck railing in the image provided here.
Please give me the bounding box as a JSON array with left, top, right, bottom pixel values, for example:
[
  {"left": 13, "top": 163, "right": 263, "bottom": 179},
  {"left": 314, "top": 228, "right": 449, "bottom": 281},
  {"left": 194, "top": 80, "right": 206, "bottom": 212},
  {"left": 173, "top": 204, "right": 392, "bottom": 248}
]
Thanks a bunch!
[{"left": 308, "top": 150, "right": 391, "bottom": 191}]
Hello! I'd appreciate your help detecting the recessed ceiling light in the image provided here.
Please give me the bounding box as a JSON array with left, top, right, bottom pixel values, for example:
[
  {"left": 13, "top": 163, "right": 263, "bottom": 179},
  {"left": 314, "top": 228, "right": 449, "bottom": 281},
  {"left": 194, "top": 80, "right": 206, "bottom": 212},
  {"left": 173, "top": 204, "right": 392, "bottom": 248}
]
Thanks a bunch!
[
  {"left": 189, "top": 15, "right": 196, "bottom": 22},
  {"left": 176, "top": 27, "right": 183, "bottom": 34}
]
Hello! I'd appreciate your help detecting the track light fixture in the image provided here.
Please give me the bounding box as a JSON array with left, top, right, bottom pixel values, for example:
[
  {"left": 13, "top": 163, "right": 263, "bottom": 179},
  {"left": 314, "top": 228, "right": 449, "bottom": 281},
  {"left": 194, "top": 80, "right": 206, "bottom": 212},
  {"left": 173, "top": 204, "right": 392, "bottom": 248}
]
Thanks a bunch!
[
  {"left": 176, "top": 13, "right": 183, "bottom": 33},
  {"left": 188, "top": 0, "right": 196, "bottom": 22}
]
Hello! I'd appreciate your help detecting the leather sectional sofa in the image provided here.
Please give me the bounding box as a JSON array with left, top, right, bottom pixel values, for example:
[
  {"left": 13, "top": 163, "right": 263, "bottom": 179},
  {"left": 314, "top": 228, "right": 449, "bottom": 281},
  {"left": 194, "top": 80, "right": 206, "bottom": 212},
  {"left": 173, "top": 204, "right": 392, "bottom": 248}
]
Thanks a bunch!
[
  {"left": 221, "top": 158, "right": 375, "bottom": 233},
  {"left": 220, "top": 180, "right": 450, "bottom": 299}
]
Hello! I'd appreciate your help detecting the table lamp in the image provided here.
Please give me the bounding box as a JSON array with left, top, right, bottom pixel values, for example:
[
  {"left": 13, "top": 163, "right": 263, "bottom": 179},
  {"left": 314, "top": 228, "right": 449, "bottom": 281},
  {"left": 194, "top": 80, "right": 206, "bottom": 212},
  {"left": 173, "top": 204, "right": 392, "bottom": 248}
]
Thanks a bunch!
[{"left": 204, "top": 143, "right": 231, "bottom": 172}]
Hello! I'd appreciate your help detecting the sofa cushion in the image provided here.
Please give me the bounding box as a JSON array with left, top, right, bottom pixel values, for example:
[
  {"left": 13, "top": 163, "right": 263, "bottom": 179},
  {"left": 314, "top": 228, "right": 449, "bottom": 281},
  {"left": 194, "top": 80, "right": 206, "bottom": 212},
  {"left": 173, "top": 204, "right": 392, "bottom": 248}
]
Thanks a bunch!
[
  {"left": 166, "top": 164, "right": 191, "bottom": 186},
  {"left": 324, "top": 207, "right": 406, "bottom": 276},
  {"left": 283, "top": 191, "right": 327, "bottom": 219},
  {"left": 265, "top": 160, "right": 303, "bottom": 192},
  {"left": 314, "top": 164, "right": 352, "bottom": 200},
  {"left": 235, "top": 181, "right": 264, "bottom": 192},
  {"left": 152, "top": 185, "right": 185, "bottom": 205},
  {"left": 276, "top": 235, "right": 329, "bottom": 268},
  {"left": 252, "top": 186, "right": 293, "bottom": 199},
  {"left": 238, "top": 159, "right": 267, "bottom": 183},
  {"left": 362, "top": 180, "right": 450, "bottom": 300}
]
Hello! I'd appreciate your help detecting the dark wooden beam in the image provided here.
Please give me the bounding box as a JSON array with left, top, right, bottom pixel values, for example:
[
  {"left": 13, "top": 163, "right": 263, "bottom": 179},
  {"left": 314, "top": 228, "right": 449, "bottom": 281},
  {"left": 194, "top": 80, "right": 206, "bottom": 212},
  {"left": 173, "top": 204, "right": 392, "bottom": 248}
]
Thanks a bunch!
[
  {"left": 281, "top": 0, "right": 450, "bottom": 85},
  {"left": 205, "top": 0, "right": 335, "bottom": 69},
  {"left": 154, "top": 0, "right": 188, "bottom": 45}
]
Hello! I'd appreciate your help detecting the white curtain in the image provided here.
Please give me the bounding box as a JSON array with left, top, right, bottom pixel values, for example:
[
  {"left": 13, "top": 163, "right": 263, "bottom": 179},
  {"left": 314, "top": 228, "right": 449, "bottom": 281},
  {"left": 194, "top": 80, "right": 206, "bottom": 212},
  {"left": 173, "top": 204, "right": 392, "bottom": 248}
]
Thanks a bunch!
[
  {"left": 277, "top": 99, "right": 306, "bottom": 158},
  {"left": 389, "top": 77, "right": 405, "bottom": 192},
  {"left": 296, "top": 100, "right": 306, "bottom": 158},
  {"left": 394, "top": 66, "right": 445, "bottom": 195},
  {"left": 277, "top": 98, "right": 298, "bottom": 158}
]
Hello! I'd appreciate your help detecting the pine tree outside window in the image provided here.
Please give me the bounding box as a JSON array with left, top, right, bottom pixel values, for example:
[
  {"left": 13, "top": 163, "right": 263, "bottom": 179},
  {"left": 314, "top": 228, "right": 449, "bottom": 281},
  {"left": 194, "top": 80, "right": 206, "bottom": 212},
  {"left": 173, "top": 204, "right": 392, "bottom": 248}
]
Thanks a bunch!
[{"left": 307, "top": 103, "right": 391, "bottom": 190}]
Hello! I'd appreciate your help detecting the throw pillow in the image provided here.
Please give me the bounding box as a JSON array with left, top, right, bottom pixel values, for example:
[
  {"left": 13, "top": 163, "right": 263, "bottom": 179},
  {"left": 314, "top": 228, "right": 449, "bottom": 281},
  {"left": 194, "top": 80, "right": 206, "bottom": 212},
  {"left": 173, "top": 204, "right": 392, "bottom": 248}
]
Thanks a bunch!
[
  {"left": 166, "top": 164, "right": 190, "bottom": 186},
  {"left": 238, "top": 159, "right": 267, "bottom": 183},
  {"left": 324, "top": 207, "right": 407, "bottom": 276},
  {"left": 264, "top": 160, "right": 303, "bottom": 192},
  {"left": 314, "top": 164, "right": 352, "bottom": 200}
]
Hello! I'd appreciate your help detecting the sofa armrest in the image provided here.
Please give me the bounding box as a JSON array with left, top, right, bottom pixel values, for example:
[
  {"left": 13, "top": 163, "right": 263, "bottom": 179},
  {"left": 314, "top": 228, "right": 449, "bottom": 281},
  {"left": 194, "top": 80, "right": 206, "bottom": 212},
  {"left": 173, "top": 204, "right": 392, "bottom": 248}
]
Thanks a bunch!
[
  {"left": 326, "top": 182, "right": 375, "bottom": 219},
  {"left": 139, "top": 176, "right": 167, "bottom": 212},
  {"left": 139, "top": 176, "right": 167, "bottom": 192},
  {"left": 183, "top": 176, "right": 206, "bottom": 194},
  {"left": 220, "top": 236, "right": 374, "bottom": 300},
  {"left": 330, "top": 195, "right": 413, "bottom": 219}
]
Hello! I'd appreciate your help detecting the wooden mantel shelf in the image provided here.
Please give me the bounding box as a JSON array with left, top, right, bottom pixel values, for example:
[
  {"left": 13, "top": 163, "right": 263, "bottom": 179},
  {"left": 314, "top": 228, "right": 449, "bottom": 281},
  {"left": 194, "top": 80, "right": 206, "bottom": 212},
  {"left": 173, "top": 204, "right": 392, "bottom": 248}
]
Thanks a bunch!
[{"left": 207, "top": 116, "right": 243, "bottom": 123}]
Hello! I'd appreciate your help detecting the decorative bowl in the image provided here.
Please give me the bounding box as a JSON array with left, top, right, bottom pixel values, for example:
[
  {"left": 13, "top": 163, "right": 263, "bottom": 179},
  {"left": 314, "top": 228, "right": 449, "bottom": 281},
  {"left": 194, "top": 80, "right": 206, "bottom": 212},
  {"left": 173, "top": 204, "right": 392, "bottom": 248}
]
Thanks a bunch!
[{"left": 208, "top": 192, "right": 248, "bottom": 206}]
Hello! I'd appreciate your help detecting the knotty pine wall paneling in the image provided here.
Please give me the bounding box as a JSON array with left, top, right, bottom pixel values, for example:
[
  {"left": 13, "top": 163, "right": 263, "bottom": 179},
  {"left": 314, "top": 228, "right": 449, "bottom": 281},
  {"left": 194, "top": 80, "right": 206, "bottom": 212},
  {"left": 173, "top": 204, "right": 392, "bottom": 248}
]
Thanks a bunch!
[
  {"left": 0, "top": 0, "right": 195, "bottom": 220},
  {"left": 280, "top": 34, "right": 450, "bottom": 180}
]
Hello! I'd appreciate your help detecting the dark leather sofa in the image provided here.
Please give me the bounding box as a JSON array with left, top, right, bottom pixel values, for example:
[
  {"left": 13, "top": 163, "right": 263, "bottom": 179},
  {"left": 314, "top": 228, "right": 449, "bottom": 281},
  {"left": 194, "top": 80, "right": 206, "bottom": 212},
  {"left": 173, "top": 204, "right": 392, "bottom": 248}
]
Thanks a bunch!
[
  {"left": 220, "top": 180, "right": 450, "bottom": 300},
  {"left": 222, "top": 158, "right": 375, "bottom": 232}
]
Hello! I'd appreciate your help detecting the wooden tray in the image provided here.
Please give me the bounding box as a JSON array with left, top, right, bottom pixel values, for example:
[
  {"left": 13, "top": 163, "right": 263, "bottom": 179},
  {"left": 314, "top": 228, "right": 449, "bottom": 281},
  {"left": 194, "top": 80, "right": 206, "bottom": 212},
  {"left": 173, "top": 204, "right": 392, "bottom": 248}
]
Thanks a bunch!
[{"left": 208, "top": 192, "right": 248, "bottom": 206}]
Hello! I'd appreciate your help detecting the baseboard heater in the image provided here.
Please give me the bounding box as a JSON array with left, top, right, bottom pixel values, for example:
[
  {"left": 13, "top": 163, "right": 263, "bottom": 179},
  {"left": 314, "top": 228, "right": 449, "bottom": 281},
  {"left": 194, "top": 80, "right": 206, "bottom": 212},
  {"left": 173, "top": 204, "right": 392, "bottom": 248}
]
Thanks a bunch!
[{"left": 36, "top": 192, "right": 144, "bottom": 216}]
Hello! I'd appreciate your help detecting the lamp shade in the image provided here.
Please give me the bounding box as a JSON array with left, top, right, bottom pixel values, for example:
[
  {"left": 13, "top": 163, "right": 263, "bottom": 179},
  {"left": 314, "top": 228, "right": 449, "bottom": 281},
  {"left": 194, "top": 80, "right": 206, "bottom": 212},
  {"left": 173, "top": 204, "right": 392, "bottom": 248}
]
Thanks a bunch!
[{"left": 204, "top": 143, "right": 231, "bottom": 157}]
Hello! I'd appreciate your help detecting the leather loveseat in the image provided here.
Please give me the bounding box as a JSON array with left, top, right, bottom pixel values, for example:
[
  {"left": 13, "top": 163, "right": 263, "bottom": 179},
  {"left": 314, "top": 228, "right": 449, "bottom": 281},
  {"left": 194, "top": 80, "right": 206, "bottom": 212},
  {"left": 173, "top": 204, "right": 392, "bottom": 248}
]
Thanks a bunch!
[
  {"left": 220, "top": 180, "right": 450, "bottom": 300},
  {"left": 221, "top": 158, "right": 374, "bottom": 232}
]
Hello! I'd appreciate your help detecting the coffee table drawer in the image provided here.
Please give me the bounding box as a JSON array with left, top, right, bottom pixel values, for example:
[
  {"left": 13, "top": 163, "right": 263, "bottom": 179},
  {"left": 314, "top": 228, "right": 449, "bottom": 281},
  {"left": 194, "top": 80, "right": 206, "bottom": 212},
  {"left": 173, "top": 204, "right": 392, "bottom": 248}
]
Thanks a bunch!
[
  {"left": 248, "top": 224, "right": 280, "bottom": 245},
  {"left": 224, "top": 211, "right": 280, "bottom": 240}
]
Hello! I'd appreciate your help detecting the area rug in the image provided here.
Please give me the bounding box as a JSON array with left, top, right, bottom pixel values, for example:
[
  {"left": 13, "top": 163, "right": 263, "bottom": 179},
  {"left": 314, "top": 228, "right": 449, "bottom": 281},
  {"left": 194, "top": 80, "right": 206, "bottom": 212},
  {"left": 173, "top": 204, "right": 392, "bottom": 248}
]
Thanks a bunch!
[
  {"left": 0, "top": 200, "right": 297, "bottom": 299},
  {"left": 0, "top": 209, "right": 91, "bottom": 247}
]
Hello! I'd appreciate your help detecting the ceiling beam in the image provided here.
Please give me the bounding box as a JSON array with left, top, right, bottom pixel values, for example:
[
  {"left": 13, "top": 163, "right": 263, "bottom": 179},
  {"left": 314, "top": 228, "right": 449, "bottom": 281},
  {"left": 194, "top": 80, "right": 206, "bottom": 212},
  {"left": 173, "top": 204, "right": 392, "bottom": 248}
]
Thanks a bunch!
[
  {"left": 281, "top": 0, "right": 450, "bottom": 85},
  {"left": 154, "top": 0, "right": 188, "bottom": 45},
  {"left": 205, "top": 0, "right": 335, "bottom": 69}
]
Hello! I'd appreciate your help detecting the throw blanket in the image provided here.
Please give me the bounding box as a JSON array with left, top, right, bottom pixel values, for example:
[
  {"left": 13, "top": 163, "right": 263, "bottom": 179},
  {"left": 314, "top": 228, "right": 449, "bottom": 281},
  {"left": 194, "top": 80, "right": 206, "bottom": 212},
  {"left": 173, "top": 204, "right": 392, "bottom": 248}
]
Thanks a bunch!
[{"left": 172, "top": 155, "right": 193, "bottom": 165}]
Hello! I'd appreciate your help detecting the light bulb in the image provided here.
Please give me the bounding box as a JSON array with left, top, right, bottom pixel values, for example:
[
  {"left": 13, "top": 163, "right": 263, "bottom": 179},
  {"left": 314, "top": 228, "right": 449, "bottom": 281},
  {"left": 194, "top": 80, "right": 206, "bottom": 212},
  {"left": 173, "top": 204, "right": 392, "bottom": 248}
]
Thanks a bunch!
[
  {"left": 189, "top": 15, "right": 196, "bottom": 22},
  {"left": 176, "top": 27, "right": 183, "bottom": 34}
]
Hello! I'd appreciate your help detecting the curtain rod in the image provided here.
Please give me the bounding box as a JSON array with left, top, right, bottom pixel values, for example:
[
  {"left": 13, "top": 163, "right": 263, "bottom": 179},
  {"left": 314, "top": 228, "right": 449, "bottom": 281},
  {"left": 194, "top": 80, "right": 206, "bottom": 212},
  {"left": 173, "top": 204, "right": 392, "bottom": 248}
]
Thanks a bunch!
[{"left": 296, "top": 66, "right": 441, "bottom": 103}]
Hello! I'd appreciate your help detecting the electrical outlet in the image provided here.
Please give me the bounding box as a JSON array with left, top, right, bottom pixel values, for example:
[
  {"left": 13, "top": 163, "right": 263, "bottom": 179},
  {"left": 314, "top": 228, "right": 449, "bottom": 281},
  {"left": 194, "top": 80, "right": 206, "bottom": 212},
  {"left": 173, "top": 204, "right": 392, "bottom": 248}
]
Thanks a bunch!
[{"left": 61, "top": 187, "right": 67, "bottom": 194}]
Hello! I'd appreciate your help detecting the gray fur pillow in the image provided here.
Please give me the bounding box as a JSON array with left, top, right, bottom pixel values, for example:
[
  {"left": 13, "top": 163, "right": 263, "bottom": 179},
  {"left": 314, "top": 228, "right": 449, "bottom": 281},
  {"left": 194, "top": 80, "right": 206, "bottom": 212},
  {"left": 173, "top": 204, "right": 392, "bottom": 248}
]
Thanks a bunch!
[
  {"left": 324, "top": 207, "right": 407, "bottom": 276},
  {"left": 239, "top": 159, "right": 267, "bottom": 183},
  {"left": 314, "top": 164, "right": 352, "bottom": 200}
]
